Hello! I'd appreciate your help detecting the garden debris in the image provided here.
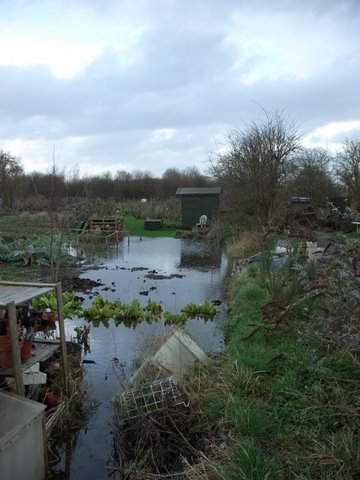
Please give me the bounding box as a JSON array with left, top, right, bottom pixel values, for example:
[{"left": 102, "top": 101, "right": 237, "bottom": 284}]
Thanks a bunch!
[
  {"left": 300, "top": 242, "right": 360, "bottom": 353},
  {"left": 118, "top": 376, "right": 188, "bottom": 420},
  {"left": 109, "top": 367, "right": 221, "bottom": 480},
  {"left": 130, "top": 328, "right": 209, "bottom": 385},
  {"left": 108, "top": 331, "right": 212, "bottom": 478},
  {"left": 302, "top": 241, "right": 325, "bottom": 263}
]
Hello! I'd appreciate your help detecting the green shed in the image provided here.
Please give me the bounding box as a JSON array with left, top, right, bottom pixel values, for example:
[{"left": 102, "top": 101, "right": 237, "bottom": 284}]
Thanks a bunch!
[{"left": 175, "top": 187, "right": 222, "bottom": 227}]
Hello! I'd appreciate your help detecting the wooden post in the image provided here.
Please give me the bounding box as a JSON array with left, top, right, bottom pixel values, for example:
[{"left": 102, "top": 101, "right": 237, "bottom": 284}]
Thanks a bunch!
[
  {"left": 55, "top": 283, "right": 70, "bottom": 395},
  {"left": 7, "top": 301, "right": 24, "bottom": 396}
]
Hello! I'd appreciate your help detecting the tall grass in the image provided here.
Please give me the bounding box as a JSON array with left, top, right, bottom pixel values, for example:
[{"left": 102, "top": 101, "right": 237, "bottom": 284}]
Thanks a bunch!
[
  {"left": 198, "top": 240, "right": 360, "bottom": 479},
  {"left": 226, "top": 231, "right": 262, "bottom": 259}
]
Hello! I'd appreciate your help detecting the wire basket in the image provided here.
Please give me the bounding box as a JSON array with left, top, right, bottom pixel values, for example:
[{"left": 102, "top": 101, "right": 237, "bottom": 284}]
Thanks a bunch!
[{"left": 118, "top": 376, "right": 188, "bottom": 419}]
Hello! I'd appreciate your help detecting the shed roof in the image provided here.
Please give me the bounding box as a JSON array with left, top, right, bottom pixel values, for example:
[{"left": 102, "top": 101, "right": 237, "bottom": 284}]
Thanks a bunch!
[
  {"left": 175, "top": 187, "right": 222, "bottom": 196},
  {"left": 0, "top": 281, "right": 56, "bottom": 308}
]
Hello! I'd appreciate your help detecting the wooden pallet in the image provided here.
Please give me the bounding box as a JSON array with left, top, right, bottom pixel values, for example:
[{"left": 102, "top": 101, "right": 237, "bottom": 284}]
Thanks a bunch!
[{"left": 85, "top": 216, "right": 123, "bottom": 232}]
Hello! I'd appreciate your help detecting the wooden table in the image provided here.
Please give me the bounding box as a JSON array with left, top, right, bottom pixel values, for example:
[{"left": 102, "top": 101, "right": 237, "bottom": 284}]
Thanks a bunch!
[{"left": 0, "top": 339, "right": 60, "bottom": 376}]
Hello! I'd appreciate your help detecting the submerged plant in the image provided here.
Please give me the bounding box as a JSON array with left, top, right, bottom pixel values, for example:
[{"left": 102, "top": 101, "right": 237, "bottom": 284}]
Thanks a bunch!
[
  {"left": 181, "top": 300, "right": 217, "bottom": 320},
  {"left": 144, "top": 298, "right": 163, "bottom": 315},
  {"left": 163, "top": 311, "right": 188, "bottom": 325},
  {"left": 82, "top": 296, "right": 217, "bottom": 328},
  {"left": 113, "top": 299, "right": 146, "bottom": 328},
  {"left": 82, "top": 295, "right": 119, "bottom": 327}
]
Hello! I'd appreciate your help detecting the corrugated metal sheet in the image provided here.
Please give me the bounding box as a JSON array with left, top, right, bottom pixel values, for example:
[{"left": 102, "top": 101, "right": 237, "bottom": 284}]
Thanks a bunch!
[
  {"left": 0, "top": 282, "right": 56, "bottom": 307},
  {"left": 176, "top": 187, "right": 222, "bottom": 196}
]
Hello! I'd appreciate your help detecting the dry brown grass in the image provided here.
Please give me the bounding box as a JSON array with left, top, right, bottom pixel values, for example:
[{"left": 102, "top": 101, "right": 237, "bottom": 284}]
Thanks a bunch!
[
  {"left": 226, "top": 231, "right": 262, "bottom": 259},
  {"left": 108, "top": 360, "right": 236, "bottom": 479},
  {"left": 46, "top": 358, "right": 98, "bottom": 469}
]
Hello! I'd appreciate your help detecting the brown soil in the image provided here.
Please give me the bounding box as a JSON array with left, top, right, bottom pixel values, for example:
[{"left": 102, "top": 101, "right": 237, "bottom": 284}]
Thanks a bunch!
[{"left": 61, "top": 276, "right": 104, "bottom": 294}]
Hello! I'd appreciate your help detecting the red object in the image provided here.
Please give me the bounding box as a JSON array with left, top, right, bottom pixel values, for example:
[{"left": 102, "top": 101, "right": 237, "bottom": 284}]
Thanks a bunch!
[
  {"left": 0, "top": 336, "right": 23, "bottom": 368},
  {"left": 21, "top": 341, "right": 33, "bottom": 360},
  {"left": 39, "top": 387, "right": 59, "bottom": 406},
  {"left": 42, "top": 311, "right": 56, "bottom": 321}
]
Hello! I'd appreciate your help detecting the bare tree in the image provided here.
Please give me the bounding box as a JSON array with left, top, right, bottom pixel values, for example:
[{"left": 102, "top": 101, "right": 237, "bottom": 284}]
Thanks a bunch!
[
  {"left": 335, "top": 139, "right": 360, "bottom": 210},
  {"left": 0, "top": 151, "right": 24, "bottom": 208},
  {"left": 289, "top": 147, "right": 338, "bottom": 205},
  {"left": 48, "top": 151, "right": 74, "bottom": 282},
  {"left": 209, "top": 110, "right": 302, "bottom": 225}
]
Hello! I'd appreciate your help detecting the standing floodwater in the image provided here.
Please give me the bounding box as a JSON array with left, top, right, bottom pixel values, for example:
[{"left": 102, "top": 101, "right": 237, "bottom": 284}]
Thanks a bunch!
[{"left": 56, "top": 237, "right": 228, "bottom": 479}]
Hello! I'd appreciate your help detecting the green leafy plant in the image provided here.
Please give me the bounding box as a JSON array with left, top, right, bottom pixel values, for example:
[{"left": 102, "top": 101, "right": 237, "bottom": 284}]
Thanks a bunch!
[
  {"left": 30, "top": 290, "right": 216, "bottom": 331},
  {"left": 0, "top": 237, "right": 76, "bottom": 268},
  {"left": 32, "top": 293, "right": 57, "bottom": 312},
  {"left": 0, "top": 237, "right": 12, "bottom": 261},
  {"left": 83, "top": 296, "right": 216, "bottom": 328},
  {"left": 113, "top": 299, "right": 146, "bottom": 328},
  {"left": 163, "top": 311, "right": 188, "bottom": 325},
  {"left": 181, "top": 300, "right": 217, "bottom": 320},
  {"left": 144, "top": 298, "right": 163, "bottom": 315},
  {"left": 82, "top": 295, "right": 120, "bottom": 327},
  {"left": 32, "top": 291, "right": 83, "bottom": 318}
]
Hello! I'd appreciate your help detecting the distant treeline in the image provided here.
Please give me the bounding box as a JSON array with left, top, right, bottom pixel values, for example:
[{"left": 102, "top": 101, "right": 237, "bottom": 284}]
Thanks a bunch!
[
  {"left": 2, "top": 108, "right": 360, "bottom": 226},
  {"left": 26, "top": 166, "right": 214, "bottom": 200},
  {"left": 0, "top": 160, "right": 216, "bottom": 209}
]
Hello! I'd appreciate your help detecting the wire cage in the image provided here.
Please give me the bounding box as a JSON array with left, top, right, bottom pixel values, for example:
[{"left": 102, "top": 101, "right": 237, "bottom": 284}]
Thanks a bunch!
[{"left": 118, "top": 376, "right": 188, "bottom": 419}]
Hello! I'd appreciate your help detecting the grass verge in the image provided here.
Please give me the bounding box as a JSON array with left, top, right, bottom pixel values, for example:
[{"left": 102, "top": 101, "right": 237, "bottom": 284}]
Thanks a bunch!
[
  {"left": 124, "top": 215, "right": 182, "bottom": 237},
  {"left": 195, "top": 239, "right": 360, "bottom": 479}
]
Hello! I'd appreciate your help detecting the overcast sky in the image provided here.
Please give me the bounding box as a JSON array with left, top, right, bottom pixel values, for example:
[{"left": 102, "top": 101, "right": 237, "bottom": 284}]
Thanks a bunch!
[{"left": 0, "top": 0, "right": 359, "bottom": 178}]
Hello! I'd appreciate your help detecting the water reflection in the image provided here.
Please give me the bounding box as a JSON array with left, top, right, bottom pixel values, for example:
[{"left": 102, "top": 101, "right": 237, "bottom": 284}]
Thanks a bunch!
[
  {"left": 179, "top": 239, "right": 222, "bottom": 270},
  {"left": 57, "top": 237, "right": 228, "bottom": 479}
]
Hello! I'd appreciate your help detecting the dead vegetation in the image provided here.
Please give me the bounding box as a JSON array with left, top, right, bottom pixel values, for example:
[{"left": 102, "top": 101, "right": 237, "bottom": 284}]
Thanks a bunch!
[
  {"left": 108, "top": 365, "right": 235, "bottom": 480},
  {"left": 300, "top": 242, "right": 360, "bottom": 353},
  {"left": 45, "top": 356, "right": 98, "bottom": 470},
  {"left": 106, "top": 235, "right": 360, "bottom": 479},
  {"left": 226, "top": 231, "right": 262, "bottom": 259}
]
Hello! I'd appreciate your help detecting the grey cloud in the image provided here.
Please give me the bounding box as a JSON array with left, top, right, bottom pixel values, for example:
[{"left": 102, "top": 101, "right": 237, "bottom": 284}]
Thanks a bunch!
[
  {"left": 0, "top": 39, "right": 358, "bottom": 137},
  {"left": 0, "top": 0, "right": 359, "bottom": 175},
  {"left": 329, "top": 130, "right": 360, "bottom": 146},
  {"left": 0, "top": 49, "right": 359, "bottom": 154},
  {"left": 65, "top": 126, "right": 212, "bottom": 175}
]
